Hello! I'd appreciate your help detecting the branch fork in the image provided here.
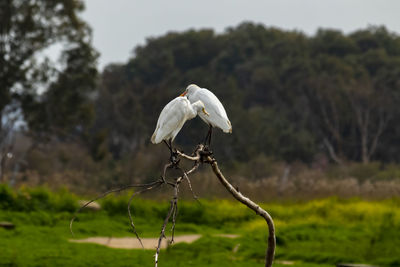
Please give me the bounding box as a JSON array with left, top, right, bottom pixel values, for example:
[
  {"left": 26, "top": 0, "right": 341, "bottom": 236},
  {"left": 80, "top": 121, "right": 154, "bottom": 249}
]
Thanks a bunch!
[{"left": 70, "top": 143, "right": 275, "bottom": 267}]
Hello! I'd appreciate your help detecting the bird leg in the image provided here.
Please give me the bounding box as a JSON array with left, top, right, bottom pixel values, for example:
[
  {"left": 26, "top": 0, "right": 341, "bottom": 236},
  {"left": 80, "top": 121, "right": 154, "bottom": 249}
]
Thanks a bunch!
[
  {"left": 203, "top": 125, "right": 213, "bottom": 147},
  {"left": 208, "top": 125, "right": 213, "bottom": 146},
  {"left": 163, "top": 140, "right": 171, "bottom": 150},
  {"left": 164, "top": 140, "right": 179, "bottom": 165}
]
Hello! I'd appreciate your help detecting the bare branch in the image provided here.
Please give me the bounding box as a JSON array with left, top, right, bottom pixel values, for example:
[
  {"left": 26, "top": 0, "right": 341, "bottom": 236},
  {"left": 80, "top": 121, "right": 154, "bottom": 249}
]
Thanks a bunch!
[
  {"left": 174, "top": 145, "right": 275, "bottom": 267},
  {"left": 127, "top": 182, "right": 163, "bottom": 249},
  {"left": 155, "top": 192, "right": 176, "bottom": 267},
  {"left": 323, "top": 138, "right": 342, "bottom": 164},
  {"left": 170, "top": 197, "right": 178, "bottom": 244},
  {"left": 183, "top": 168, "right": 200, "bottom": 202},
  {"left": 69, "top": 142, "right": 275, "bottom": 267},
  {"left": 368, "top": 112, "right": 388, "bottom": 159},
  {"left": 205, "top": 155, "right": 275, "bottom": 267},
  {"left": 176, "top": 144, "right": 203, "bottom": 161},
  {"left": 162, "top": 162, "right": 174, "bottom": 181},
  {"left": 70, "top": 180, "right": 162, "bottom": 236},
  {"left": 315, "top": 90, "right": 342, "bottom": 148},
  {"left": 176, "top": 152, "right": 199, "bottom": 161}
]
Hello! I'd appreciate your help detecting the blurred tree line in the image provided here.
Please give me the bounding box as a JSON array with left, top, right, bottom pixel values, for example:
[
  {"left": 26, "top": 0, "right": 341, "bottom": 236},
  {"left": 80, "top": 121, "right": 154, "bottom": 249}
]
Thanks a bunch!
[
  {"left": 0, "top": 0, "right": 97, "bottom": 181},
  {"left": 94, "top": 23, "right": 400, "bottom": 166},
  {"left": 1, "top": 1, "right": 400, "bottom": 189}
]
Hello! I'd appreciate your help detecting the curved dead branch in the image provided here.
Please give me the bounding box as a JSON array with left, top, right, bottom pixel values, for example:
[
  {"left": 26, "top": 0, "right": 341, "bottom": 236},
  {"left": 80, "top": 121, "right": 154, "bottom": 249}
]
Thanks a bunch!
[
  {"left": 70, "top": 180, "right": 163, "bottom": 237},
  {"left": 176, "top": 145, "right": 275, "bottom": 267},
  {"left": 155, "top": 172, "right": 183, "bottom": 267},
  {"left": 127, "top": 182, "right": 163, "bottom": 248},
  {"left": 206, "top": 155, "right": 275, "bottom": 267},
  {"left": 70, "top": 143, "right": 275, "bottom": 267},
  {"left": 176, "top": 144, "right": 202, "bottom": 161}
]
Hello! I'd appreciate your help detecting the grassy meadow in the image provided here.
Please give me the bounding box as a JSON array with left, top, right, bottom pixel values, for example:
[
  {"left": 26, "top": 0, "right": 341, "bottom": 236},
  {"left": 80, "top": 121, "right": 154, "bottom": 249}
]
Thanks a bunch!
[{"left": 0, "top": 185, "right": 400, "bottom": 267}]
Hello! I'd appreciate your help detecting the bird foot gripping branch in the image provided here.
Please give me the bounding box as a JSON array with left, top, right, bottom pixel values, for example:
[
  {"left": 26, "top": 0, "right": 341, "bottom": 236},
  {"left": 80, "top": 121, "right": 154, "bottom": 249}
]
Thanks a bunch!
[{"left": 169, "top": 150, "right": 180, "bottom": 166}]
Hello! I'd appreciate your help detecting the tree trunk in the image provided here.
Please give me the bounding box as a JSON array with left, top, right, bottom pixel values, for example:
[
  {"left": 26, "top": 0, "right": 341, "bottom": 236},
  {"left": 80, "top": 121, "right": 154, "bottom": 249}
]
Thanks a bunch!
[
  {"left": 323, "top": 138, "right": 343, "bottom": 164},
  {"left": 361, "top": 132, "right": 369, "bottom": 164}
]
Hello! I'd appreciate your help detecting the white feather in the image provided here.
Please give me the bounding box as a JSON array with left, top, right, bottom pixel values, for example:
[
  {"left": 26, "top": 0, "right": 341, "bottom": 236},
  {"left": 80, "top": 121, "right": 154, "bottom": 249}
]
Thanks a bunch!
[
  {"left": 151, "top": 96, "right": 206, "bottom": 144},
  {"left": 185, "top": 84, "right": 232, "bottom": 133}
]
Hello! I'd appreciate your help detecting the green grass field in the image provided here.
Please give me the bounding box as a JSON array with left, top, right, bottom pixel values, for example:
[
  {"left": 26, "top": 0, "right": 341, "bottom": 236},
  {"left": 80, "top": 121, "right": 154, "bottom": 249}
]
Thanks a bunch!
[{"left": 1, "top": 185, "right": 399, "bottom": 267}]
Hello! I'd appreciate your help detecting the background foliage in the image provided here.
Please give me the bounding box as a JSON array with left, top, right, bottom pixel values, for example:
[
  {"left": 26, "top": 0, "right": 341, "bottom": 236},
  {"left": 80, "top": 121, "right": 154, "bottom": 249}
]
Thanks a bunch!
[
  {"left": 93, "top": 24, "right": 400, "bottom": 164},
  {"left": 1, "top": 2, "right": 400, "bottom": 195}
]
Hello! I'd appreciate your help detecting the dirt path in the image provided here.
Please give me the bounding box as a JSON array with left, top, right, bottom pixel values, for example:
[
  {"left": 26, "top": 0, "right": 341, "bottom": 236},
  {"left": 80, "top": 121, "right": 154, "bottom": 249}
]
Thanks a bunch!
[{"left": 69, "top": 234, "right": 238, "bottom": 249}]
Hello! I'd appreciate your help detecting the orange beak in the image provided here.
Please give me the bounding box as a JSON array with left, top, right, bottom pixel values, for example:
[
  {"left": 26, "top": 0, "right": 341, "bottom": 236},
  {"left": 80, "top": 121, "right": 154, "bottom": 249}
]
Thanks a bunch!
[{"left": 180, "top": 91, "right": 187, "bottom": 96}]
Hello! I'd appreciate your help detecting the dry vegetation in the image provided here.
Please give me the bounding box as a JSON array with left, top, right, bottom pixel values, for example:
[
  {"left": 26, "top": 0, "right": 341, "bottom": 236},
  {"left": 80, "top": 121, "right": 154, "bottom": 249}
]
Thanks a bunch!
[{"left": 2, "top": 140, "right": 400, "bottom": 201}]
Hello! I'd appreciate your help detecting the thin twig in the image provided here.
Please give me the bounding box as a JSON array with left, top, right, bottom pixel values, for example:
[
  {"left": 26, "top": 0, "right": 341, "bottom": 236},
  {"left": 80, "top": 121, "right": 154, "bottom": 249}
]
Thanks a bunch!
[
  {"left": 182, "top": 167, "right": 200, "bottom": 203},
  {"left": 155, "top": 196, "right": 176, "bottom": 267},
  {"left": 162, "top": 162, "right": 173, "bottom": 182},
  {"left": 70, "top": 180, "right": 162, "bottom": 236},
  {"left": 170, "top": 195, "right": 178, "bottom": 244},
  {"left": 169, "top": 176, "right": 182, "bottom": 245},
  {"left": 128, "top": 182, "right": 163, "bottom": 248}
]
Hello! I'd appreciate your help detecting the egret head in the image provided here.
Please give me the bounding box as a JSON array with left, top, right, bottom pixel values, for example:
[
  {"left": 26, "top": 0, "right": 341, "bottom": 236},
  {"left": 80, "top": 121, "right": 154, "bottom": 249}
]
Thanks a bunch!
[
  {"left": 192, "top": 100, "right": 209, "bottom": 116},
  {"left": 180, "top": 84, "right": 200, "bottom": 97}
]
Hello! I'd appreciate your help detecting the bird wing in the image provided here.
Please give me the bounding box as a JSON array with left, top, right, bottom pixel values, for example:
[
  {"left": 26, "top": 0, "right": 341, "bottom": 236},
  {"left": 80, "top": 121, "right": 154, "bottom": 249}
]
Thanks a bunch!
[
  {"left": 192, "top": 89, "right": 232, "bottom": 133},
  {"left": 151, "top": 97, "right": 187, "bottom": 143}
]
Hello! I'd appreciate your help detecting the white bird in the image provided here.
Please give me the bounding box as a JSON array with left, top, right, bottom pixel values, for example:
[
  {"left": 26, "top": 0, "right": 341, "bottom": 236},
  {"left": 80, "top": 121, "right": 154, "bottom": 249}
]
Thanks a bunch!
[
  {"left": 151, "top": 96, "right": 209, "bottom": 158},
  {"left": 181, "top": 84, "right": 232, "bottom": 145}
]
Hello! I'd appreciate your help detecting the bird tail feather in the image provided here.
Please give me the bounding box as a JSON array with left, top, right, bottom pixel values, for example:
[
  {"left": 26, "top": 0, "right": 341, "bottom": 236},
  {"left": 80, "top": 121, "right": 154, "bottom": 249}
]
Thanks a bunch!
[
  {"left": 151, "top": 132, "right": 157, "bottom": 144},
  {"left": 224, "top": 120, "right": 232, "bottom": 133}
]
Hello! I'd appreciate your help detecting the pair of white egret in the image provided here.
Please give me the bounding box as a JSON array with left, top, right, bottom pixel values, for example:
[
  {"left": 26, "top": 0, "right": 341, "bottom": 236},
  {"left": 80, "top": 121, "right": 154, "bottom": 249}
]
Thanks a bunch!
[{"left": 151, "top": 84, "right": 232, "bottom": 156}]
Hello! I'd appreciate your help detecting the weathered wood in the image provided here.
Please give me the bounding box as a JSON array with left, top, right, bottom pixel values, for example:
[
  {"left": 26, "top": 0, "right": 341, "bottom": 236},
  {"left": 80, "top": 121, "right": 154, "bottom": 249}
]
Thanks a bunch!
[
  {"left": 206, "top": 155, "right": 276, "bottom": 267},
  {"left": 175, "top": 144, "right": 276, "bottom": 267},
  {"left": 0, "top": 221, "right": 15, "bottom": 229}
]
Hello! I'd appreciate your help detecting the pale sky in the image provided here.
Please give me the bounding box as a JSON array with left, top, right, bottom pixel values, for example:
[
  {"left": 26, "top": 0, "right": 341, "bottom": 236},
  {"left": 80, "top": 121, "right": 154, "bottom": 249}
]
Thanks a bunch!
[{"left": 80, "top": 0, "right": 400, "bottom": 70}]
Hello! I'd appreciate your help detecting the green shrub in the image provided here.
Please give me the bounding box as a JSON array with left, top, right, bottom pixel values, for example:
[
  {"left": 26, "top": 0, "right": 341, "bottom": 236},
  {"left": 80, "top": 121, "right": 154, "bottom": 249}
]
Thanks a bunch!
[
  {"left": 0, "top": 185, "right": 78, "bottom": 212},
  {"left": 374, "top": 164, "right": 400, "bottom": 180},
  {"left": 348, "top": 162, "right": 381, "bottom": 181},
  {"left": 0, "top": 184, "right": 15, "bottom": 209}
]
